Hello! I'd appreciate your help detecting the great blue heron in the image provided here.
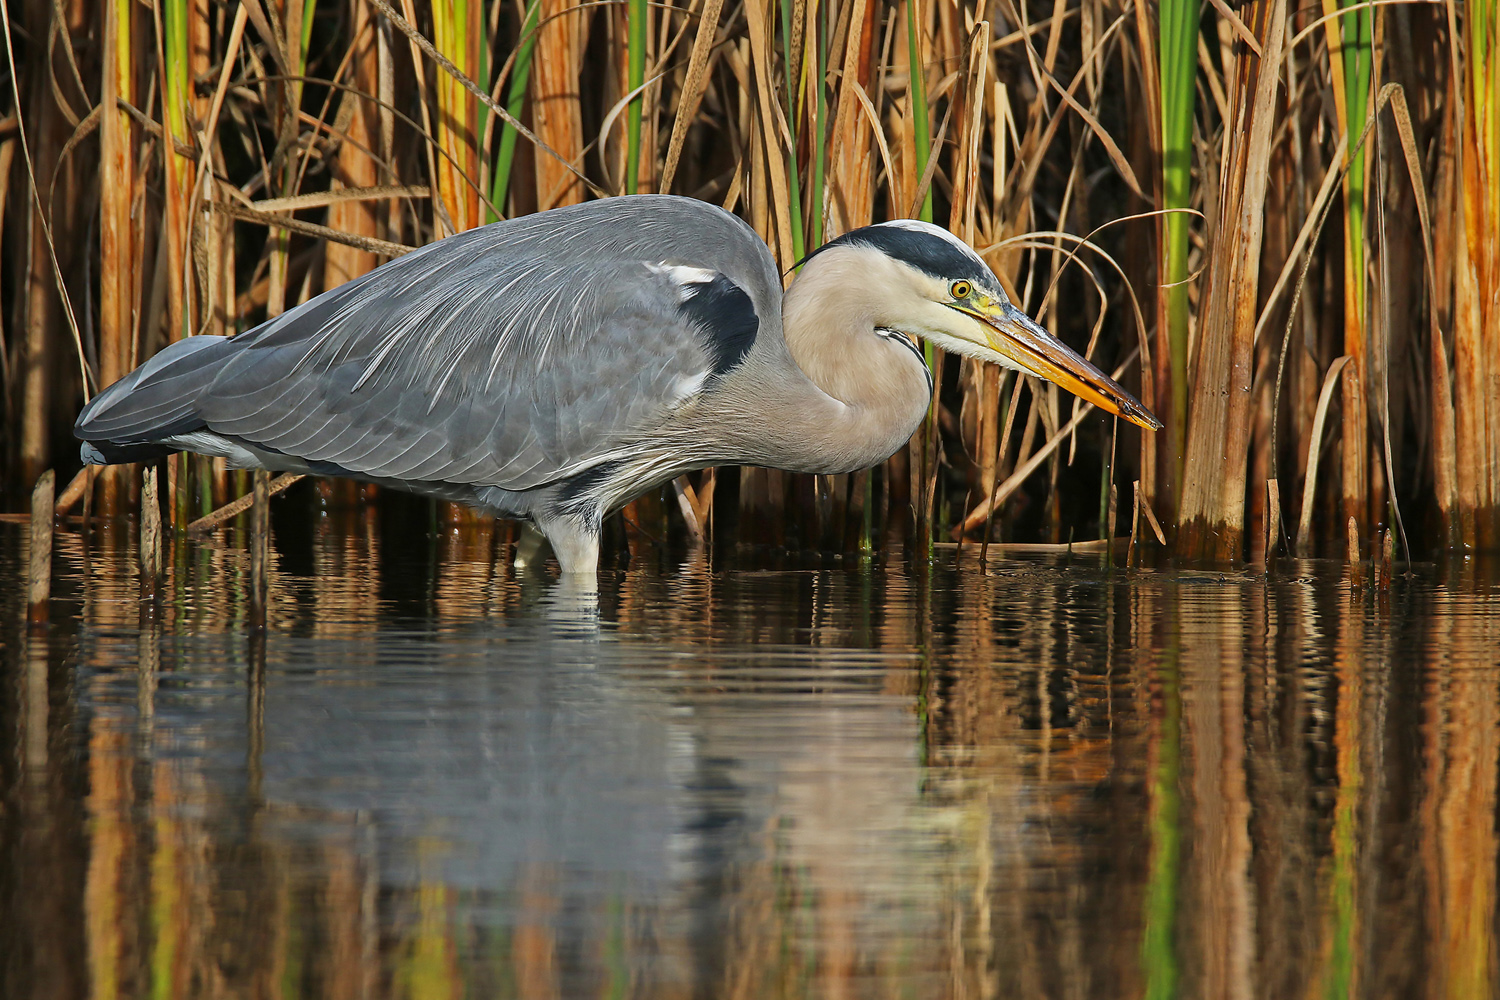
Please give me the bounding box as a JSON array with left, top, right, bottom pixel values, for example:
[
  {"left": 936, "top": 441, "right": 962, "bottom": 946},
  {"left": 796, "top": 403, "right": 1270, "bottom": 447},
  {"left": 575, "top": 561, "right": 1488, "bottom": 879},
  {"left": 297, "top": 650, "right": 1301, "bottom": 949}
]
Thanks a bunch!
[{"left": 76, "top": 195, "right": 1159, "bottom": 574}]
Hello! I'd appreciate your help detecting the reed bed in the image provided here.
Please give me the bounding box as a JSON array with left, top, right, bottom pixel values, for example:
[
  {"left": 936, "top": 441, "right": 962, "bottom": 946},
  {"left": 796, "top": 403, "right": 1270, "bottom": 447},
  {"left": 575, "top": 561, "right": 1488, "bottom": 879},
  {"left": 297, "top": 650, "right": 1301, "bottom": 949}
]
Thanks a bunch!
[{"left": 2, "top": 0, "right": 1496, "bottom": 561}]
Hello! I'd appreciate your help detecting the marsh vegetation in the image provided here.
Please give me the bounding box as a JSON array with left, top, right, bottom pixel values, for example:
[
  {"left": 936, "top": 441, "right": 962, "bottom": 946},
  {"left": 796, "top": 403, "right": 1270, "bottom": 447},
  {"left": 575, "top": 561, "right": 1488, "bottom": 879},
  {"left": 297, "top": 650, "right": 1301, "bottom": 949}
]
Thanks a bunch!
[{"left": 1, "top": 0, "right": 1496, "bottom": 563}]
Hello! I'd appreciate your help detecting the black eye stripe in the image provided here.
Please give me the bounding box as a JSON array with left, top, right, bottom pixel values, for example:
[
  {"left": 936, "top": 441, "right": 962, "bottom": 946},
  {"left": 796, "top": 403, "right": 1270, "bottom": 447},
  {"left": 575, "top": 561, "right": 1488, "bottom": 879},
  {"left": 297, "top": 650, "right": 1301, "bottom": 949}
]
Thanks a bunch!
[{"left": 799, "top": 225, "right": 993, "bottom": 288}]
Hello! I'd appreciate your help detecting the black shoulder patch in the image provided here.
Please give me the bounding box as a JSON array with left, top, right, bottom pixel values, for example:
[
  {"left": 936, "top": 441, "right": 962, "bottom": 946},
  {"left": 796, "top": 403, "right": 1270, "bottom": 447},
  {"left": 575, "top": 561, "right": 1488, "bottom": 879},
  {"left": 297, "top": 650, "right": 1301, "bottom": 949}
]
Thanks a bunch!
[
  {"left": 679, "top": 273, "right": 758, "bottom": 377},
  {"left": 801, "top": 225, "right": 990, "bottom": 286},
  {"left": 558, "top": 459, "right": 625, "bottom": 515}
]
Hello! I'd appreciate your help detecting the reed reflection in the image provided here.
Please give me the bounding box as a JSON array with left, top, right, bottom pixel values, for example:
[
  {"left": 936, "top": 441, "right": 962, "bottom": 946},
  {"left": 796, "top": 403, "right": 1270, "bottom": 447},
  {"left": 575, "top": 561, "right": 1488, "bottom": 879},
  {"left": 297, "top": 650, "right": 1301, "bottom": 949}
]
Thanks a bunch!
[{"left": 1, "top": 523, "right": 1499, "bottom": 999}]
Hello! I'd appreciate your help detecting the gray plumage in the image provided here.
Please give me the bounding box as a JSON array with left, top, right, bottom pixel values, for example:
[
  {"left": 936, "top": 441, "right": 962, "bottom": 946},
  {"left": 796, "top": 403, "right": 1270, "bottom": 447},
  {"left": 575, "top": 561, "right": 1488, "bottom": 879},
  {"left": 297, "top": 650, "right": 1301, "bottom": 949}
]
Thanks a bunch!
[{"left": 77, "top": 194, "right": 1158, "bottom": 575}]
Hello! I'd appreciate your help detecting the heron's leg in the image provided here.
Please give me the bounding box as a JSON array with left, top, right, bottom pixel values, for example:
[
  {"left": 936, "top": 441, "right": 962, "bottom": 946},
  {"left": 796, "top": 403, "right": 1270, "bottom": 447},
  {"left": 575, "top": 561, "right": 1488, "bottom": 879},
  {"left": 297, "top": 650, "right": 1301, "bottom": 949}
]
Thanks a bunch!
[
  {"left": 538, "top": 517, "right": 601, "bottom": 575},
  {"left": 512, "top": 522, "right": 550, "bottom": 573}
]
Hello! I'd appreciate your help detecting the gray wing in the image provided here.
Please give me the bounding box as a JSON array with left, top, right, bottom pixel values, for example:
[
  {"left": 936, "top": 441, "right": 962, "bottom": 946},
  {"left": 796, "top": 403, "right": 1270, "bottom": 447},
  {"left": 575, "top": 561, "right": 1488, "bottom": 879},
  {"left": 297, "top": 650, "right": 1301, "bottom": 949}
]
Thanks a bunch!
[
  {"left": 77, "top": 197, "right": 779, "bottom": 490},
  {"left": 201, "top": 255, "right": 759, "bottom": 489}
]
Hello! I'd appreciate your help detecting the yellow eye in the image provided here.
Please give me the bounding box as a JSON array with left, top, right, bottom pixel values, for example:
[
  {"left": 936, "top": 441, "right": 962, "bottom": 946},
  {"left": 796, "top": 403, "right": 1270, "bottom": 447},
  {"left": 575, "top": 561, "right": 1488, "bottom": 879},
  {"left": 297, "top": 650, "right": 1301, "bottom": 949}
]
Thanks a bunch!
[{"left": 950, "top": 280, "right": 972, "bottom": 300}]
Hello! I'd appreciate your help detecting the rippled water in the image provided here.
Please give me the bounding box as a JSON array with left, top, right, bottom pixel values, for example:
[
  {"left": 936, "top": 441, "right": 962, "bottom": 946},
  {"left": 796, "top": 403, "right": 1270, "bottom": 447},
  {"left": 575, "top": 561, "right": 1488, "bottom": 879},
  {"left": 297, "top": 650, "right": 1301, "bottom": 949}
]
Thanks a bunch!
[{"left": 2, "top": 514, "right": 1499, "bottom": 999}]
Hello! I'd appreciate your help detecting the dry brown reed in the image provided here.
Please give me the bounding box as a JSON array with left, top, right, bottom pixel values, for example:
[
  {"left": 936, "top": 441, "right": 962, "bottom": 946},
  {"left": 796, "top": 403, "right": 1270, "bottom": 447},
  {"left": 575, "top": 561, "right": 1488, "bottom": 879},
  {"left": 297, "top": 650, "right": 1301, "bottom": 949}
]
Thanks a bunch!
[{"left": 3, "top": 0, "right": 1497, "bottom": 561}]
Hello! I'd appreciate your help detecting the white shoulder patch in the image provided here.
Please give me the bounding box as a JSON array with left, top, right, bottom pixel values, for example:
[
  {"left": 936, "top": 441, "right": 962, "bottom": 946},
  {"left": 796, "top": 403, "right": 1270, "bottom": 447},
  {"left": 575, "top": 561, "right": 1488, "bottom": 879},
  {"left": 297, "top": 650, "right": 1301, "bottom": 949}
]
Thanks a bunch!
[
  {"left": 648, "top": 263, "right": 718, "bottom": 286},
  {"left": 671, "top": 371, "right": 709, "bottom": 402}
]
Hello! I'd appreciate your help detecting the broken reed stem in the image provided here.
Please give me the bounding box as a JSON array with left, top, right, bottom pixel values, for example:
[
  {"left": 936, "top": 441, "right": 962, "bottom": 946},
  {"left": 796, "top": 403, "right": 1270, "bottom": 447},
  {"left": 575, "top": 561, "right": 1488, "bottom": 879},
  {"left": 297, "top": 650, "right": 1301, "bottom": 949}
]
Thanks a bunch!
[
  {"left": 1346, "top": 514, "right": 1362, "bottom": 587},
  {"left": 249, "top": 470, "right": 270, "bottom": 628},
  {"left": 189, "top": 473, "right": 304, "bottom": 535},
  {"left": 672, "top": 477, "right": 705, "bottom": 544},
  {"left": 140, "top": 466, "right": 161, "bottom": 601},
  {"left": 53, "top": 466, "right": 93, "bottom": 516},
  {"left": 1297, "top": 356, "right": 1353, "bottom": 556},
  {"left": 213, "top": 201, "right": 416, "bottom": 257},
  {"left": 1264, "top": 478, "right": 1281, "bottom": 568},
  {"left": 28, "top": 471, "right": 54, "bottom": 626}
]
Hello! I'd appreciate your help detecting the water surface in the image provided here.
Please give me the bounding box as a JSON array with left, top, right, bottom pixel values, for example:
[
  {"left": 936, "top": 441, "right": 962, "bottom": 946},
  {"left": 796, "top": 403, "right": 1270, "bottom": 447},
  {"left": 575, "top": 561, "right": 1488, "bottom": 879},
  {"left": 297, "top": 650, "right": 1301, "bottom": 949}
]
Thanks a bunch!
[{"left": 2, "top": 516, "right": 1498, "bottom": 998}]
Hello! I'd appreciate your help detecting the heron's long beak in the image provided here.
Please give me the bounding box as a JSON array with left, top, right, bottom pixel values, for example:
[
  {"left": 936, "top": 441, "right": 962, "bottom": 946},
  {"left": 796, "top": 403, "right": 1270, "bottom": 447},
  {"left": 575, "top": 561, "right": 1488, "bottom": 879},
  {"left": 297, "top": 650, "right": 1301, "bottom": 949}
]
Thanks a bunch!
[{"left": 956, "top": 294, "right": 1163, "bottom": 432}]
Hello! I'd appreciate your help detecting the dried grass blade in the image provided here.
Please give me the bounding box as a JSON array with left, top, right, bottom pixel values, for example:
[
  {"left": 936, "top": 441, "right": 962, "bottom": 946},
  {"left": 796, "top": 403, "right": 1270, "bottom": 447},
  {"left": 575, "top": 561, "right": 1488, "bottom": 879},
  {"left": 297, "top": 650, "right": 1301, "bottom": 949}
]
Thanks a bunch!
[
  {"left": 1296, "top": 355, "right": 1353, "bottom": 555},
  {"left": 252, "top": 183, "right": 431, "bottom": 212},
  {"left": 214, "top": 200, "right": 416, "bottom": 256}
]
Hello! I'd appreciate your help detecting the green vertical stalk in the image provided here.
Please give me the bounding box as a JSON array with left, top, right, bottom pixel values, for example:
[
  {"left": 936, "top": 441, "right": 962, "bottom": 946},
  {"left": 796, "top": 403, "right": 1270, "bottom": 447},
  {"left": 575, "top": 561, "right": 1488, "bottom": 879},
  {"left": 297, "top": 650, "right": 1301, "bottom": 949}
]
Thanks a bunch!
[
  {"left": 162, "top": 0, "right": 190, "bottom": 336},
  {"left": 1339, "top": 0, "right": 1371, "bottom": 323},
  {"left": 493, "top": 0, "right": 541, "bottom": 214},
  {"left": 905, "top": 0, "right": 932, "bottom": 224},
  {"left": 1159, "top": 0, "right": 1197, "bottom": 503},
  {"left": 163, "top": 1, "right": 189, "bottom": 162},
  {"left": 1472, "top": 1, "right": 1497, "bottom": 188},
  {"left": 906, "top": 0, "right": 939, "bottom": 496},
  {"left": 302, "top": 0, "right": 317, "bottom": 57},
  {"left": 625, "top": 0, "right": 647, "bottom": 193},
  {"left": 163, "top": 0, "right": 192, "bottom": 527}
]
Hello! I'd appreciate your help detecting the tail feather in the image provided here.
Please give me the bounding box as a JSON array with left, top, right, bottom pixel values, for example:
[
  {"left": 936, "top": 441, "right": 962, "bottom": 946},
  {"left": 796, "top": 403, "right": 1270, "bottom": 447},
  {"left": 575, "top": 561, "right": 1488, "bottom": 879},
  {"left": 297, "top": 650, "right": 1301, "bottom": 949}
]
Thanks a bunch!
[{"left": 75, "top": 335, "right": 233, "bottom": 464}]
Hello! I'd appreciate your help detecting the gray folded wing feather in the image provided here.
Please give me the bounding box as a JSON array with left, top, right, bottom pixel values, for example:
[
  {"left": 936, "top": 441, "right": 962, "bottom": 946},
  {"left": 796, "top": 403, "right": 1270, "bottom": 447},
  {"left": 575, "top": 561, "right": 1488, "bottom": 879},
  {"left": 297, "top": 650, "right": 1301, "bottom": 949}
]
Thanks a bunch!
[{"left": 195, "top": 229, "right": 763, "bottom": 491}]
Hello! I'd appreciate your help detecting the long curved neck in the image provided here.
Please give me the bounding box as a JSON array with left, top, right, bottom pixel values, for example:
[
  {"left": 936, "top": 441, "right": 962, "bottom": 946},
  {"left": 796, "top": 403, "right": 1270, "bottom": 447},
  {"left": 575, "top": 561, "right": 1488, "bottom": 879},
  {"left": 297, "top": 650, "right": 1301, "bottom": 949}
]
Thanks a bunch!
[{"left": 768, "top": 250, "right": 933, "bottom": 473}]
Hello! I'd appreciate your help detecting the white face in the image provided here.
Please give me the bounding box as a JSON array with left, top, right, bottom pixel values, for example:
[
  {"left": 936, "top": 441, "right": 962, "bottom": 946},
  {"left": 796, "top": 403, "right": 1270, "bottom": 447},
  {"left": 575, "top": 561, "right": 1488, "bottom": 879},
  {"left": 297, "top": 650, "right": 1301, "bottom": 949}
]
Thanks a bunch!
[
  {"left": 838, "top": 243, "right": 1010, "bottom": 366},
  {"left": 823, "top": 234, "right": 1161, "bottom": 431}
]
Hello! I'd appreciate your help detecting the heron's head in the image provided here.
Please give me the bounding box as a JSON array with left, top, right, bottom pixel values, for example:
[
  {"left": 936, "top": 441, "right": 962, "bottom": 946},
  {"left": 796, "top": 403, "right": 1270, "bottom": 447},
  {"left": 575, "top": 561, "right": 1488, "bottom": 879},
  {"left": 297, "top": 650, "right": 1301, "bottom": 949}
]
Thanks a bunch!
[{"left": 796, "top": 220, "right": 1162, "bottom": 431}]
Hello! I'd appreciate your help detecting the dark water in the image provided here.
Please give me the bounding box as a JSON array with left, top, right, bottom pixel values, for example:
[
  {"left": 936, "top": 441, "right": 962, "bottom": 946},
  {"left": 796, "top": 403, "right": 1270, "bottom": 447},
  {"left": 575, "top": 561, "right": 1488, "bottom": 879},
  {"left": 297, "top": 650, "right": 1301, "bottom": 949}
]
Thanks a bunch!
[{"left": 3, "top": 516, "right": 1499, "bottom": 999}]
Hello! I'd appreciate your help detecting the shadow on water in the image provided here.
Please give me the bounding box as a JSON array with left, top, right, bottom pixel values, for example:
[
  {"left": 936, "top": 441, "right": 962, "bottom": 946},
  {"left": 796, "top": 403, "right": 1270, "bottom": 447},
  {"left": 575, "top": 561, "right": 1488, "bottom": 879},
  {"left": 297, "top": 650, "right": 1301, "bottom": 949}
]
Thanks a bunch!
[{"left": 2, "top": 517, "right": 1499, "bottom": 998}]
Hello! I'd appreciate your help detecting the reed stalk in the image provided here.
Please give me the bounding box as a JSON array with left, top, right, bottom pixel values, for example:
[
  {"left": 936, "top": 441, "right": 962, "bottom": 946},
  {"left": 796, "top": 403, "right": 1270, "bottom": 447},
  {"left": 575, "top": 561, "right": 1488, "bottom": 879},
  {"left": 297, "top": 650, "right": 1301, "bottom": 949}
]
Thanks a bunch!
[
  {"left": 431, "top": 0, "right": 483, "bottom": 231},
  {"left": 159, "top": 0, "right": 193, "bottom": 343},
  {"left": 1176, "top": 0, "right": 1286, "bottom": 561},
  {"left": 1322, "top": 0, "right": 1375, "bottom": 536},
  {"left": 625, "top": 0, "right": 648, "bottom": 194},
  {"left": 429, "top": 0, "right": 487, "bottom": 528},
  {"left": 531, "top": 0, "right": 588, "bottom": 209},
  {"left": 904, "top": 0, "right": 933, "bottom": 224},
  {"left": 1157, "top": 0, "right": 1197, "bottom": 515},
  {"left": 323, "top": 0, "right": 384, "bottom": 287},
  {"left": 1453, "top": 0, "right": 1500, "bottom": 546},
  {"left": 493, "top": 0, "right": 541, "bottom": 214},
  {"left": 98, "top": 0, "right": 135, "bottom": 516}
]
